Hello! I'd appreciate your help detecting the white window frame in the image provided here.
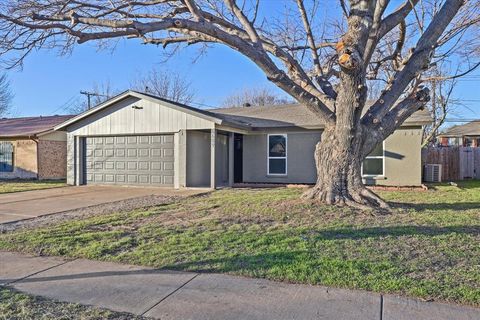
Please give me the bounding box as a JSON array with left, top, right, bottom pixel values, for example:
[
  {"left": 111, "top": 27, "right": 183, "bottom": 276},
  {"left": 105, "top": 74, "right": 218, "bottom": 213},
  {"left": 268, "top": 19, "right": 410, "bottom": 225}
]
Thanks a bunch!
[
  {"left": 361, "top": 141, "right": 385, "bottom": 177},
  {"left": 0, "top": 141, "right": 14, "bottom": 173},
  {"left": 267, "top": 134, "right": 288, "bottom": 175}
]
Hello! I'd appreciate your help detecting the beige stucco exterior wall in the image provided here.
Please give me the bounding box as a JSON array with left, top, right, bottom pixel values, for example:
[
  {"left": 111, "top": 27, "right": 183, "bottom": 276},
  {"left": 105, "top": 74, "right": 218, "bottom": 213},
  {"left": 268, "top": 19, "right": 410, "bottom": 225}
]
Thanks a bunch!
[
  {"left": 39, "top": 131, "right": 68, "bottom": 142},
  {"left": 186, "top": 130, "right": 211, "bottom": 187},
  {"left": 372, "top": 127, "right": 423, "bottom": 186},
  {"left": 242, "top": 127, "right": 423, "bottom": 186},
  {"left": 0, "top": 139, "right": 38, "bottom": 179},
  {"left": 243, "top": 131, "right": 322, "bottom": 184},
  {"left": 182, "top": 130, "right": 229, "bottom": 188}
]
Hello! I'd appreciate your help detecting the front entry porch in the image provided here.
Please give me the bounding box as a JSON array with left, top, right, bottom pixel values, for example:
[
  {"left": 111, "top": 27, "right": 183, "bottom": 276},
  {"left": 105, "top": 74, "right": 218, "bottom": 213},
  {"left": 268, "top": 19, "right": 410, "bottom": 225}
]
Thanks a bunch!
[{"left": 181, "top": 129, "right": 243, "bottom": 189}]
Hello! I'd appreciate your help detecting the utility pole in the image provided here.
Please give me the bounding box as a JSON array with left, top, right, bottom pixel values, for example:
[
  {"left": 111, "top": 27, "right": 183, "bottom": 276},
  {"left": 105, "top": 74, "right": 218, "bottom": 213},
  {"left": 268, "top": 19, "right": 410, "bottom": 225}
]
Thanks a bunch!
[{"left": 80, "top": 91, "right": 109, "bottom": 109}]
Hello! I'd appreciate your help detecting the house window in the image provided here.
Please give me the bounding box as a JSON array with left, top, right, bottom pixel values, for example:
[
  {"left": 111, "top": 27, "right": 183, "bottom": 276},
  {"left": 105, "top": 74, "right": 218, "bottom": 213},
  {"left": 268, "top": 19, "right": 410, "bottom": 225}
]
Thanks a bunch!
[
  {"left": 448, "top": 138, "right": 459, "bottom": 146},
  {"left": 464, "top": 137, "right": 474, "bottom": 147},
  {"left": 0, "top": 142, "right": 14, "bottom": 172},
  {"left": 268, "top": 134, "right": 287, "bottom": 175},
  {"left": 362, "top": 142, "right": 384, "bottom": 177}
]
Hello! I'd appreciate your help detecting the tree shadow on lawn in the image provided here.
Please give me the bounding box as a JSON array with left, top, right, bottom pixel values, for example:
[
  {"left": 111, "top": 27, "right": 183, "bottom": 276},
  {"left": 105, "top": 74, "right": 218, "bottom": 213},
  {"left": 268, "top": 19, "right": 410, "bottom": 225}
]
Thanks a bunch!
[
  {"left": 165, "top": 251, "right": 309, "bottom": 275},
  {"left": 389, "top": 201, "right": 480, "bottom": 211},
  {"left": 162, "top": 225, "right": 479, "bottom": 274},
  {"left": 314, "top": 224, "right": 480, "bottom": 240}
]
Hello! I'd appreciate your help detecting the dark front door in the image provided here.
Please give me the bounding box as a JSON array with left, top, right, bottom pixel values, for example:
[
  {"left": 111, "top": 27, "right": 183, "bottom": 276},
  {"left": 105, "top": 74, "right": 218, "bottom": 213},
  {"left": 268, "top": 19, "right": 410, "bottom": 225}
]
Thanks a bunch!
[{"left": 234, "top": 134, "right": 243, "bottom": 183}]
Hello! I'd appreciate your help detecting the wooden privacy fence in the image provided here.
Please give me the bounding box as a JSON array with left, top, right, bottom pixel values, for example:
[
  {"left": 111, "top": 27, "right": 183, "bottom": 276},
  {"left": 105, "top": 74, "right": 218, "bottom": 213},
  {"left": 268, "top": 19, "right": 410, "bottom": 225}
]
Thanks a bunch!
[{"left": 422, "top": 147, "right": 480, "bottom": 181}]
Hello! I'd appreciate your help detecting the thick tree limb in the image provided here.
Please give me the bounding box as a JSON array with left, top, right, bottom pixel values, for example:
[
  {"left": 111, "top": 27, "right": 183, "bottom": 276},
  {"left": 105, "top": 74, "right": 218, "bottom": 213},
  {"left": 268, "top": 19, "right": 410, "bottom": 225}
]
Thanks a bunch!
[
  {"left": 296, "top": 0, "right": 322, "bottom": 75},
  {"left": 13, "top": 5, "right": 336, "bottom": 123},
  {"left": 379, "top": 0, "right": 420, "bottom": 39},
  {"left": 363, "top": 0, "right": 465, "bottom": 127},
  {"left": 374, "top": 87, "right": 430, "bottom": 140}
]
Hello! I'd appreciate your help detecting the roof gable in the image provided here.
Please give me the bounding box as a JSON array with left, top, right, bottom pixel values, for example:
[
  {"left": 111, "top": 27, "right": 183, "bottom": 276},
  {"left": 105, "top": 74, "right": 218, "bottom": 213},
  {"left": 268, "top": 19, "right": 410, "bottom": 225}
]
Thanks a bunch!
[{"left": 55, "top": 90, "right": 225, "bottom": 131}]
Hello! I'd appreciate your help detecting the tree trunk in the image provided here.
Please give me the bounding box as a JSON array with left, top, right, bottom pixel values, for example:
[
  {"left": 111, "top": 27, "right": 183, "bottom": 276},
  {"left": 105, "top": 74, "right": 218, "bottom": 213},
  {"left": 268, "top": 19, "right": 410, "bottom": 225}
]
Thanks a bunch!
[
  {"left": 303, "top": 62, "right": 390, "bottom": 209},
  {"left": 302, "top": 127, "right": 389, "bottom": 209}
]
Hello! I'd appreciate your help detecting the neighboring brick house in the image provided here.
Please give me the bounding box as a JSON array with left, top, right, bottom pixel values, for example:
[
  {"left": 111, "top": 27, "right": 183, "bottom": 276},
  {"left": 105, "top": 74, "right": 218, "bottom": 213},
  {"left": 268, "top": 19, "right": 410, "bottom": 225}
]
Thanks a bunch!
[{"left": 0, "top": 115, "right": 74, "bottom": 180}]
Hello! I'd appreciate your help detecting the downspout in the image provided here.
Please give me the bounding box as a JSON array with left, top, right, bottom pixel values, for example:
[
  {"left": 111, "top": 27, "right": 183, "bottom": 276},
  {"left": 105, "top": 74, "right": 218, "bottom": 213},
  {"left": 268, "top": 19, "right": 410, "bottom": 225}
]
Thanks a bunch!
[{"left": 29, "top": 135, "right": 39, "bottom": 180}]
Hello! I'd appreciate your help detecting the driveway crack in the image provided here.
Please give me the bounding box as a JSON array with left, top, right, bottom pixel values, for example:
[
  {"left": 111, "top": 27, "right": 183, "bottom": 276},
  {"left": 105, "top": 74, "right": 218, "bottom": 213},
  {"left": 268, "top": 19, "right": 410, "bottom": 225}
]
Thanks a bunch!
[
  {"left": 5, "top": 259, "right": 77, "bottom": 286},
  {"left": 380, "top": 294, "right": 384, "bottom": 320},
  {"left": 141, "top": 273, "right": 199, "bottom": 316}
]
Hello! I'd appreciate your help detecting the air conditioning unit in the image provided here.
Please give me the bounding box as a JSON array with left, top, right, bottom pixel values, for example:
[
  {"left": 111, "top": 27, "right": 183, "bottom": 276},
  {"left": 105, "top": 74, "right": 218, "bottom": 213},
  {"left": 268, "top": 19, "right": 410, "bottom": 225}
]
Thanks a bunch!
[{"left": 424, "top": 164, "right": 442, "bottom": 182}]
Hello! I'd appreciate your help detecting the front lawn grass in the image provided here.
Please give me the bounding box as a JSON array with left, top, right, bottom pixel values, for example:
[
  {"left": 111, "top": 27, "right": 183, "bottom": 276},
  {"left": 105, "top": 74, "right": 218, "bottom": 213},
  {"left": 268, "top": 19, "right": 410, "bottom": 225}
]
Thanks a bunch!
[
  {"left": 0, "top": 180, "right": 66, "bottom": 194},
  {"left": 1, "top": 182, "right": 479, "bottom": 306},
  {"left": 0, "top": 287, "right": 146, "bottom": 319}
]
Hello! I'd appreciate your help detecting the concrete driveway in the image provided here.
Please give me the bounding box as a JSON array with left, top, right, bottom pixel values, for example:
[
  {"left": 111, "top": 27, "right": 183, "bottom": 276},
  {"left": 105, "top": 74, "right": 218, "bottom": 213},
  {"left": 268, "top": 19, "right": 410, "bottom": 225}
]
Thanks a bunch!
[{"left": 0, "top": 185, "right": 203, "bottom": 224}]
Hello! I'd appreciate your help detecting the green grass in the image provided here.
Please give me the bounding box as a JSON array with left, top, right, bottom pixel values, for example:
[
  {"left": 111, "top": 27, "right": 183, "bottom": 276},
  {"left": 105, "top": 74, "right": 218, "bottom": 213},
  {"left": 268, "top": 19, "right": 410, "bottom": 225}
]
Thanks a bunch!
[
  {"left": 1, "top": 182, "right": 479, "bottom": 306},
  {"left": 0, "top": 287, "right": 146, "bottom": 320},
  {"left": 0, "top": 180, "right": 66, "bottom": 194}
]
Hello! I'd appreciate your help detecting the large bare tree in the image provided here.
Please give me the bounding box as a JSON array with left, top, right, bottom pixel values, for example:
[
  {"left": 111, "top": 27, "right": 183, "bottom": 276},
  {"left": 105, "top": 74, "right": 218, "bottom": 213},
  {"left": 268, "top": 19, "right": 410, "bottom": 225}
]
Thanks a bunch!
[
  {"left": 222, "top": 87, "right": 291, "bottom": 107},
  {"left": 0, "top": 0, "right": 479, "bottom": 208},
  {"left": 131, "top": 69, "right": 195, "bottom": 105},
  {"left": 0, "top": 73, "right": 12, "bottom": 117},
  {"left": 69, "top": 70, "right": 195, "bottom": 113}
]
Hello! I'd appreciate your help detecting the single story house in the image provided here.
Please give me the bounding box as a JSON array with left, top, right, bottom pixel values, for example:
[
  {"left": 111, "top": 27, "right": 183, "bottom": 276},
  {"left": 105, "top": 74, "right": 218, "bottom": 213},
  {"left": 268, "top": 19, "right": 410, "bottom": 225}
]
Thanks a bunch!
[
  {"left": 54, "top": 90, "right": 431, "bottom": 188},
  {"left": 437, "top": 121, "right": 480, "bottom": 147},
  {"left": 0, "top": 115, "right": 74, "bottom": 180}
]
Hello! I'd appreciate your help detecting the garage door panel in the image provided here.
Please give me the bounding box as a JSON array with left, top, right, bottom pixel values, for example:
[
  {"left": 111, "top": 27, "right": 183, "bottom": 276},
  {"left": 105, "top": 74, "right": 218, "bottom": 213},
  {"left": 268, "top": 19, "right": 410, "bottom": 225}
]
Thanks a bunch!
[
  {"left": 139, "top": 149, "right": 149, "bottom": 157},
  {"left": 85, "top": 134, "right": 174, "bottom": 186},
  {"left": 164, "top": 162, "right": 174, "bottom": 170},
  {"left": 105, "top": 137, "right": 115, "bottom": 144},
  {"left": 164, "top": 175, "right": 174, "bottom": 185}
]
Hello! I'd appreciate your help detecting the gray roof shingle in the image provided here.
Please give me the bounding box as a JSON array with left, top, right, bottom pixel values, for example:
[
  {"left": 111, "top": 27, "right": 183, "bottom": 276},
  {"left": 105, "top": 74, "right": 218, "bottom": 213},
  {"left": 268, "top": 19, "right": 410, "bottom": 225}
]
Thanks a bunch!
[
  {"left": 439, "top": 121, "right": 480, "bottom": 137},
  {"left": 211, "top": 104, "right": 432, "bottom": 129},
  {"left": 0, "top": 115, "right": 75, "bottom": 137}
]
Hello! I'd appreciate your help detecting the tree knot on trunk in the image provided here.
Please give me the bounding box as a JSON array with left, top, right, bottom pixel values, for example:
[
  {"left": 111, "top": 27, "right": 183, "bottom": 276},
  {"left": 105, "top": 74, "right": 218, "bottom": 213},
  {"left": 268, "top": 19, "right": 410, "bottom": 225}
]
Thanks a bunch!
[
  {"left": 415, "top": 86, "right": 430, "bottom": 103},
  {"left": 336, "top": 41, "right": 362, "bottom": 71}
]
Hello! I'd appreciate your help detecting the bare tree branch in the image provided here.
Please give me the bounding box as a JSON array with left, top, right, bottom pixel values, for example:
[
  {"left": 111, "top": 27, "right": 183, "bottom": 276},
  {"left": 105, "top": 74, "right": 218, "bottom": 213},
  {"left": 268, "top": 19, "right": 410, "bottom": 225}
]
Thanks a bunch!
[
  {"left": 363, "top": 0, "right": 465, "bottom": 128},
  {"left": 0, "top": 73, "right": 13, "bottom": 117}
]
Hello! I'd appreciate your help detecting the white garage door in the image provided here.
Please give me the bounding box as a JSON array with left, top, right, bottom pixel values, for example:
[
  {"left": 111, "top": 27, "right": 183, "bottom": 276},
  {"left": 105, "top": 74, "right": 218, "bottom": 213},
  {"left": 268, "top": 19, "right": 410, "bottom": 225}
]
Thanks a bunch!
[{"left": 85, "top": 135, "right": 174, "bottom": 186}]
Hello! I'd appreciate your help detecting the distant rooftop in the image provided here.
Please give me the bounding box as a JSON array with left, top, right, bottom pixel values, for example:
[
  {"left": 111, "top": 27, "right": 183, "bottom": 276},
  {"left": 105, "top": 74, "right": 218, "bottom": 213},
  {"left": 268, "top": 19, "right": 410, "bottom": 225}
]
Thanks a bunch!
[
  {"left": 0, "top": 115, "right": 75, "bottom": 137},
  {"left": 439, "top": 121, "right": 480, "bottom": 137}
]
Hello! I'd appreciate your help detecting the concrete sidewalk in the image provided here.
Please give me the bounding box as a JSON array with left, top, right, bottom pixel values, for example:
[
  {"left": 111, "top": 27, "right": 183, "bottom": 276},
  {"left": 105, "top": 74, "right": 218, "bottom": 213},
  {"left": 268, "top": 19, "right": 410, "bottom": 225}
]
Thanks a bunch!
[{"left": 0, "top": 251, "right": 478, "bottom": 320}]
